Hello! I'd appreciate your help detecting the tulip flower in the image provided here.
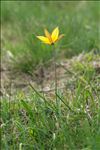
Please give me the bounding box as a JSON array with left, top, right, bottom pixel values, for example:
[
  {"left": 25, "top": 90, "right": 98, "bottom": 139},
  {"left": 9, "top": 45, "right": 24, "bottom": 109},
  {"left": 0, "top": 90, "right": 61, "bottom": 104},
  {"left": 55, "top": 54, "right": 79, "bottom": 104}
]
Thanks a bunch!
[{"left": 37, "top": 27, "right": 64, "bottom": 45}]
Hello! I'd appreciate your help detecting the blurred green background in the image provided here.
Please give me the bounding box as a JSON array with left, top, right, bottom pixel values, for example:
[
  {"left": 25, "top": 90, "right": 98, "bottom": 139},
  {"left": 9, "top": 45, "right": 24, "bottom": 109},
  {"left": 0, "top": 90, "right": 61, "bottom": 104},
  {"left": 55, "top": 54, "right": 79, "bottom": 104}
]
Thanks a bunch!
[{"left": 1, "top": 1, "right": 100, "bottom": 72}]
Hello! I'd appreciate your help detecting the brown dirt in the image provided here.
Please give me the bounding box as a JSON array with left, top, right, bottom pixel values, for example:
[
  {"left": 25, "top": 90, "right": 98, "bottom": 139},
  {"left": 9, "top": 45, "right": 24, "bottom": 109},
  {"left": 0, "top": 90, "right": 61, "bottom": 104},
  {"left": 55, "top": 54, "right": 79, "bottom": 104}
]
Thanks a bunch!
[{"left": 1, "top": 51, "right": 100, "bottom": 97}]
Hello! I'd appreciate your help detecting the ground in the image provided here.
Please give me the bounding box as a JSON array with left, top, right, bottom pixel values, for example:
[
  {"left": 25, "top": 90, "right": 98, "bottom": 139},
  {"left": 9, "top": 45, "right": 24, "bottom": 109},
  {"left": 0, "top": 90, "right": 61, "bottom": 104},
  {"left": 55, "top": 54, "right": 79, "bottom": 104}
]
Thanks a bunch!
[{"left": 1, "top": 50, "right": 100, "bottom": 96}]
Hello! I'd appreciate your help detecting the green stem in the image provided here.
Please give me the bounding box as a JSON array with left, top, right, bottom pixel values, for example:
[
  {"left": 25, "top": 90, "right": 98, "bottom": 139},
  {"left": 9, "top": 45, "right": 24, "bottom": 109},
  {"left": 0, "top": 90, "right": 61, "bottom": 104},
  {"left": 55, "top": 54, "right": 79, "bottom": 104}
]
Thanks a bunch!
[{"left": 53, "top": 45, "right": 57, "bottom": 102}]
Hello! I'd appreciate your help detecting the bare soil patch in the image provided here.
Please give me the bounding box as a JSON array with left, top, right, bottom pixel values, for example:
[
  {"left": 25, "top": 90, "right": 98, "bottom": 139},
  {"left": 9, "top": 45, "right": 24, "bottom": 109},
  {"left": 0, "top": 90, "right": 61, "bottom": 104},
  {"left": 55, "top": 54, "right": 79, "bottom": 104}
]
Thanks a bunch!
[{"left": 1, "top": 51, "right": 100, "bottom": 97}]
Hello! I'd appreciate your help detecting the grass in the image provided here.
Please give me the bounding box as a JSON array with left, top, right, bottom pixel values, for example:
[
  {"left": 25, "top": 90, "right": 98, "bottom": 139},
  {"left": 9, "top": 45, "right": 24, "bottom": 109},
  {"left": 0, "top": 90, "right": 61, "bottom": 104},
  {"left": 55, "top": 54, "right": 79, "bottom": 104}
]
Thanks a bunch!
[
  {"left": 1, "top": 1, "right": 100, "bottom": 73},
  {"left": 1, "top": 1, "right": 100, "bottom": 150},
  {"left": 1, "top": 51, "right": 100, "bottom": 149}
]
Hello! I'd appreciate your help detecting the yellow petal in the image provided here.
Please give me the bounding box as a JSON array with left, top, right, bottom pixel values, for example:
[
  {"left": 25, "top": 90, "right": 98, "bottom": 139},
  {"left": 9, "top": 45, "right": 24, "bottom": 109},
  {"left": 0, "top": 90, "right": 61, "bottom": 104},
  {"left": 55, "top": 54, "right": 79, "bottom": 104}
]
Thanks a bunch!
[
  {"left": 51, "top": 27, "right": 59, "bottom": 42},
  {"left": 44, "top": 29, "right": 52, "bottom": 43},
  {"left": 58, "top": 34, "right": 64, "bottom": 41},
  {"left": 36, "top": 36, "right": 51, "bottom": 44}
]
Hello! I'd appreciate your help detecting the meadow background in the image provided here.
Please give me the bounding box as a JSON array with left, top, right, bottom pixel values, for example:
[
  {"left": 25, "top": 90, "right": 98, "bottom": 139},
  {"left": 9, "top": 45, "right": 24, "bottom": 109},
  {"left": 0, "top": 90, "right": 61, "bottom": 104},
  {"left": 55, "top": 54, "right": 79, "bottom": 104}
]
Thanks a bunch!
[
  {"left": 1, "top": 1, "right": 100, "bottom": 150},
  {"left": 1, "top": 1, "right": 100, "bottom": 72}
]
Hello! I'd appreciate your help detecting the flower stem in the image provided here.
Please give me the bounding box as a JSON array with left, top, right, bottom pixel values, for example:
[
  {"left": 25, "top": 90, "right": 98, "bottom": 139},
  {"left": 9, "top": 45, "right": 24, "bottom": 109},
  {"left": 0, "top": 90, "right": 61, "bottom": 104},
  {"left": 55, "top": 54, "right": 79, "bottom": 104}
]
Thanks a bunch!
[{"left": 53, "top": 45, "right": 57, "bottom": 102}]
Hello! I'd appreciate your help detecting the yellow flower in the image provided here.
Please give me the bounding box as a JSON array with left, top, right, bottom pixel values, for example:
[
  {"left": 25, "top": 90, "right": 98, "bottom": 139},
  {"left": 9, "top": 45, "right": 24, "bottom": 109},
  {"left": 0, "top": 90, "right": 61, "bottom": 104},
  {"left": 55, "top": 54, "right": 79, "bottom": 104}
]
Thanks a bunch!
[{"left": 37, "top": 27, "right": 64, "bottom": 45}]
